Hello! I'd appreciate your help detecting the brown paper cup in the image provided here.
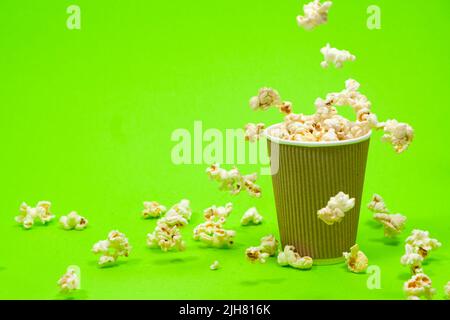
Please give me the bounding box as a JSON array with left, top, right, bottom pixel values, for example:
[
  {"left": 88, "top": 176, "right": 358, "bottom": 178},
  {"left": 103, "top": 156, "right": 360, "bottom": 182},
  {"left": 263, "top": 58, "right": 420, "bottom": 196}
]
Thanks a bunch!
[{"left": 265, "top": 124, "right": 370, "bottom": 265}]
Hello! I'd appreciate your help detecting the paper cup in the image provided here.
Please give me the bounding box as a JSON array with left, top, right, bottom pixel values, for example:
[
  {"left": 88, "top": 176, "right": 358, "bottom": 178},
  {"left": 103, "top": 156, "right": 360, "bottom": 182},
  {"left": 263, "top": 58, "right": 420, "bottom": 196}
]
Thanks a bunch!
[{"left": 265, "top": 124, "right": 371, "bottom": 265}]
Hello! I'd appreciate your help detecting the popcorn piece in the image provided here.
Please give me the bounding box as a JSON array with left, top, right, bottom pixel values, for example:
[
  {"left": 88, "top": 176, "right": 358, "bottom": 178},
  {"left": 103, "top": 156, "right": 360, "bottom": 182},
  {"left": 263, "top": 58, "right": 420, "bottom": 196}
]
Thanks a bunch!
[
  {"left": 400, "top": 244, "right": 424, "bottom": 275},
  {"left": 317, "top": 192, "right": 355, "bottom": 225},
  {"left": 246, "top": 235, "right": 279, "bottom": 264},
  {"left": 380, "top": 119, "right": 414, "bottom": 153},
  {"left": 15, "top": 201, "right": 55, "bottom": 229},
  {"left": 367, "top": 194, "right": 389, "bottom": 213},
  {"left": 320, "top": 43, "right": 355, "bottom": 68},
  {"left": 403, "top": 273, "right": 436, "bottom": 300},
  {"left": 405, "top": 229, "right": 441, "bottom": 259},
  {"left": 59, "top": 211, "right": 88, "bottom": 230},
  {"left": 277, "top": 245, "right": 313, "bottom": 270},
  {"left": 445, "top": 282, "right": 450, "bottom": 300},
  {"left": 165, "top": 199, "right": 192, "bottom": 221},
  {"left": 193, "top": 203, "right": 236, "bottom": 248},
  {"left": 343, "top": 244, "right": 368, "bottom": 273},
  {"left": 57, "top": 267, "right": 80, "bottom": 294},
  {"left": 373, "top": 213, "right": 407, "bottom": 238},
  {"left": 240, "top": 207, "right": 263, "bottom": 226},
  {"left": 210, "top": 261, "right": 220, "bottom": 271},
  {"left": 147, "top": 222, "right": 186, "bottom": 252},
  {"left": 297, "top": 0, "right": 332, "bottom": 30},
  {"left": 142, "top": 201, "right": 166, "bottom": 219},
  {"left": 206, "top": 164, "right": 261, "bottom": 198},
  {"left": 244, "top": 123, "right": 265, "bottom": 142},
  {"left": 249, "top": 87, "right": 281, "bottom": 111},
  {"left": 246, "top": 247, "right": 270, "bottom": 264},
  {"left": 92, "top": 230, "right": 131, "bottom": 266}
]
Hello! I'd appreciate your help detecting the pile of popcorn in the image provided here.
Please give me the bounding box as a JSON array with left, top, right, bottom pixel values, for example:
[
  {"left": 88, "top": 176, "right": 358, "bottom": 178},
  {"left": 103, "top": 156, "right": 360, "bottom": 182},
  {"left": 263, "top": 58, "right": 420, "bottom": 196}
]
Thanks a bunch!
[
  {"left": 245, "top": 235, "right": 279, "bottom": 264},
  {"left": 193, "top": 203, "right": 236, "bottom": 248},
  {"left": 15, "top": 201, "right": 54, "bottom": 229},
  {"left": 206, "top": 163, "right": 261, "bottom": 198},
  {"left": 246, "top": 79, "right": 414, "bottom": 153},
  {"left": 317, "top": 191, "right": 355, "bottom": 225},
  {"left": 92, "top": 230, "right": 131, "bottom": 266},
  {"left": 147, "top": 200, "right": 192, "bottom": 251},
  {"left": 367, "top": 194, "right": 407, "bottom": 238}
]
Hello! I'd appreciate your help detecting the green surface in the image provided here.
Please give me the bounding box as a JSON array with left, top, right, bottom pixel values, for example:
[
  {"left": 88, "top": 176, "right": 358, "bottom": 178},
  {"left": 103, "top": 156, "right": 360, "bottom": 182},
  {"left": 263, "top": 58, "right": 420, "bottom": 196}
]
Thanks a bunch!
[{"left": 1, "top": 0, "right": 449, "bottom": 300}]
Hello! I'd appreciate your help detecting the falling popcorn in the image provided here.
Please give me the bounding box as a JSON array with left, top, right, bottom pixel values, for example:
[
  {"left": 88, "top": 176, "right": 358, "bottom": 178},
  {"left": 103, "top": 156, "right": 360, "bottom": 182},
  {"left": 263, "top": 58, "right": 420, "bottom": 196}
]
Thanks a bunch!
[
  {"left": 277, "top": 245, "right": 313, "bottom": 270},
  {"left": 244, "top": 123, "right": 265, "bottom": 142},
  {"left": 367, "top": 194, "right": 389, "bottom": 213},
  {"left": 206, "top": 163, "right": 261, "bottom": 198},
  {"left": 142, "top": 201, "right": 166, "bottom": 219},
  {"left": 403, "top": 273, "right": 436, "bottom": 300},
  {"left": 210, "top": 261, "right": 220, "bottom": 271},
  {"left": 343, "top": 244, "right": 368, "bottom": 273},
  {"left": 320, "top": 43, "right": 355, "bottom": 68},
  {"left": 297, "top": 0, "right": 332, "bottom": 30},
  {"left": 15, "top": 201, "right": 55, "bottom": 229},
  {"left": 246, "top": 235, "right": 279, "bottom": 264},
  {"left": 405, "top": 229, "right": 441, "bottom": 259},
  {"left": 317, "top": 192, "right": 355, "bottom": 225},
  {"left": 373, "top": 213, "right": 407, "bottom": 238},
  {"left": 400, "top": 244, "right": 424, "bottom": 275},
  {"left": 240, "top": 207, "right": 263, "bottom": 226},
  {"left": 249, "top": 87, "right": 282, "bottom": 111},
  {"left": 147, "top": 222, "right": 186, "bottom": 252},
  {"left": 193, "top": 203, "right": 236, "bottom": 248},
  {"left": 57, "top": 266, "right": 80, "bottom": 294},
  {"left": 380, "top": 119, "right": 414, "bottom": 153},
  {"left": 92, "top": 230, "right": 131, "bottom": 266},
  {"left": 59, "top": 211, "right": 88, "bottom": 230}
]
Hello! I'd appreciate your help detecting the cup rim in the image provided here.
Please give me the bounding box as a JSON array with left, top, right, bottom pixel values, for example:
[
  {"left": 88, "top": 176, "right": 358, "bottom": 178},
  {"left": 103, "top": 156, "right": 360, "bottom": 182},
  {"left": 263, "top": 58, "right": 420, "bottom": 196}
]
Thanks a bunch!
[{"left": 263, "top": 123, "right": 372, "bottom": 147}]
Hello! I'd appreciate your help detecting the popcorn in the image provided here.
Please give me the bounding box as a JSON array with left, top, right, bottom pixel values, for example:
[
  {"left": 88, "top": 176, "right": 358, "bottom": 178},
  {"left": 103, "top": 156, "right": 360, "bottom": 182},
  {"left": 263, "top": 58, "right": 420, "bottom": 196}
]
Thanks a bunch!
[
  {"left": 367, "top": 194, "right": 407, "bottom": 237},
  {"left": 147, "top": 222, "right": 186, "bottom": 252},
  {"left": 142, "top": 201, "right": 166, "bottom": 219},
  {"left": 297, "top": 0, "right": 332, "bottom": 30},
  {"left": 59, "top": 211, "right": 88, "bottom": 230},
  {"left": 206, "top": 164, "right": 261, "bottom": 198},
  {"left": 373, "top": 213, "right": 407, "bottom": 238},
  {"left": 92, "top": 230, "right": 131, "bottom": 266},
  {"left": 249, "top": 87, "right": 281, "bottom": 111},
  {"left": 246, "top": 235, "right": 279, "bottom": 263},
  {"left": 405, "top": 229, "right": 441, "bottom": 259},
  {"left": 194, "top": 203, "right": 236, "bottom": 248},
  {"left": 343, "top": 244, "right": 368, "bottom": 273},
  {"left": 244, "top": 123, "right": 265, "bottom": 142},
  {"left": 380, "top": 119, "right": 414, "bottom": 153},
  {"left": 403, "top": 273, "right": 436, "bottom": 300},
  {"left": 317, "top": 192, "right": 355, "bottom": 225},
  {"left": 400, "top": 244, "right": 424, "bottom": 275},
  {"left": 445, "top": 282, "right": 450, "bottom": 300},
  {"left": 367, "top": 194, "right": 389, "bottom": 213},
  {"left": 210, "top": 261, "right": 220, "bottom": 271},
  {"left": 165, "top": 199, "right": 192, "bottom": 221},
  {"left": 320, "top": 43, "right": 355, "bottom": 68},
  {"left": 277, "top": 245, "right": 313, "bottom": 270},
  {"left": 240, "top": 207, "right": 263, "bottom": 226},
  {"left": 16, "top": 201, "right": 55, "bottom": 229},
  {"left": 57, "top": 267, "right": 80, "bottom": 293}
]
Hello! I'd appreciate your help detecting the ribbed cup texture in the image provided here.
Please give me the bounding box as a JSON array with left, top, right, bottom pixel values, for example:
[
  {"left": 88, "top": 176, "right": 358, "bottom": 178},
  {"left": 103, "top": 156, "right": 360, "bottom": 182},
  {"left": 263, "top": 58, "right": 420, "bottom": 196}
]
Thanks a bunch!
[{"left": 268, "top": 139, "right": 370, "bottom": 263}]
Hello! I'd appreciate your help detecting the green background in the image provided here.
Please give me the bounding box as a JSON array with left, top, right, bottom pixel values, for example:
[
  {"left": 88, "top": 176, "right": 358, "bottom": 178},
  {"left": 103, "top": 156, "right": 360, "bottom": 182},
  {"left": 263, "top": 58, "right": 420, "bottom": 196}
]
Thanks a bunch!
[{"left": 1, "top": 0, "right": 449, "bottom": 300}]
